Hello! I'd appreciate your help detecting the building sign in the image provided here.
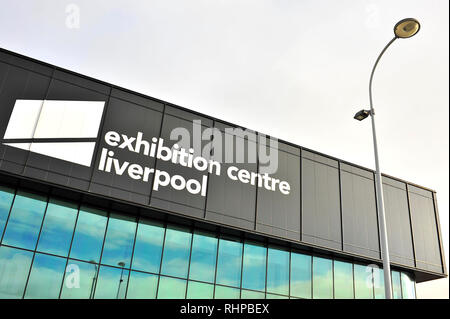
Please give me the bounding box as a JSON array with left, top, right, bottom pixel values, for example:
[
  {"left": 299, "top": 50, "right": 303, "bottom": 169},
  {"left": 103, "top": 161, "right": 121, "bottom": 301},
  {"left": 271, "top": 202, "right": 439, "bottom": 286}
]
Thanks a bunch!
[{"left": 2, "top": 99, "right": 291, "bottom": 198}]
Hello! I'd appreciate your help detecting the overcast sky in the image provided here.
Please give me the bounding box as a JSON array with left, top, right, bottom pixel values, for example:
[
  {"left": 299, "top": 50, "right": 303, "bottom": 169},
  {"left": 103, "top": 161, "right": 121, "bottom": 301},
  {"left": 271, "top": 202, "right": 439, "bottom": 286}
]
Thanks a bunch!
[{"left": 0, "top": 0, "right": 448, "bottom": 298}]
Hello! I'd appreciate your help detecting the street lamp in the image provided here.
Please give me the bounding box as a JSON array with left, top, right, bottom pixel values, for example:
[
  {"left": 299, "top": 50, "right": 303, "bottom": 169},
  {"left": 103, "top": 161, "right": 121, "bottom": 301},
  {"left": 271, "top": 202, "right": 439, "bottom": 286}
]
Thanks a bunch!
[
  {"left": 353, "top": 18, "right": 420, "bottom": 299},
  {"left": 353, "top": 109, "right": 371, "bottom": 121}
]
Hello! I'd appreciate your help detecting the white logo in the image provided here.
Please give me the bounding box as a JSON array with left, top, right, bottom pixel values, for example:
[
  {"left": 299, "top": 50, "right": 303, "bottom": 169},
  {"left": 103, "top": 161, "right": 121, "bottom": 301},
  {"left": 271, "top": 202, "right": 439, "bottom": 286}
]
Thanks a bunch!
[
  {"left": 2, "top": 99, "right": 105, "bottom": 166},
  {"left": 2, "top": 99, "right": 290, "bottom": 196}
]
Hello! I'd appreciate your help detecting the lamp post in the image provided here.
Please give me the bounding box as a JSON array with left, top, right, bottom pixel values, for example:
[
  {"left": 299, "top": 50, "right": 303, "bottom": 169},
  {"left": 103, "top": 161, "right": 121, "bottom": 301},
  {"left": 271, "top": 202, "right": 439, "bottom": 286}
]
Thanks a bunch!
[
  {"left": 89, "top": 260, "right": 98, "bottom": 299},
  {"left": 354, "top": 18, "right": 420, "bottom": 299},
  {"left": 116, "top": 261, "right": 126, "bottom": 299}
]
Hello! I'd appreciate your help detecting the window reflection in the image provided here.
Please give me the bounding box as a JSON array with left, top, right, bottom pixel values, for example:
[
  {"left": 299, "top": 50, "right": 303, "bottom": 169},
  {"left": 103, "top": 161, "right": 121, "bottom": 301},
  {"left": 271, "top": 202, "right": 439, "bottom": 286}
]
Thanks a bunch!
[
  {"left": 266, "top": 293, "right": 289, "bottom": 299},
  {"left": 2, "top": 191, "right": 47, "bottom": 250},
  {"left": 60, "top": 260, "right": 98, "bottom": 299},
  {"left": 126, "top": 271, "right": 158, "bottom": 299},
  {"left": 214, "top": 285, "right": 240, "bottom": 299},
  {"left": 216, "top": 238, "right": 242, "bottom": 288},
  {"left": 313, "top": 257, "right": 333, "bottom": 299},
  {"left": 69, "top": 207, "right": 107, "bottom": 263},
  {"left": 373, "top": 266, "right": 385, "bottom": 299},
  {"left": 189, "top": 231, "right": 218, "bottom": 283},
  {"left": 0, "top": 246, "right": 33, "bottom": 299},
  {"left": 186, "top": 281, "right": 214, "bottom": 299},
  {"left": 266, "top": 247, "right": 289, "bottom": 296},
  {"left": 36, "top": 199, "right": 78, "bottom": 257},
  {"left": 242, "top": 242, "right": 266, "bottom": 292},
  {"left": 0, "top": 185, "right": 14, "bottom": 238},
  {"left": 101, "top": 213, "right": 136, "bottom": 268},
  {"left": 333, "top": 260, "right": 354, "bottom": 299},
  {"left": 94, "top": 265, "right": 129, "bottom": 299},
  {"left": 290, "top": 252, "right": 311, "bottom": 298},
  {"left": 160, "top": 226, "right": 192, "bottom": 278},
  {"left": 401, "top": 272, "right": 416, "bottom": 299},
  {"left": 241, "top": 289, "right": 265, "bottom": 299},
  {"left": 354, "top": 264, "right": 373, "bottom": 299},
  {"left": 0, "top": 186, "right": 422, "bottom": 300},
  {"left": 157, "top": 276, "right": 186, "bottom": 299},
  {"left": 391, "top": 270, "right": 402, "bottom": 299},
  {"left": 24, "top": 253, "right": 66, "bottom": 299},
  {"left": 131, "top": 219, "right": 165, "bottom": 273}
]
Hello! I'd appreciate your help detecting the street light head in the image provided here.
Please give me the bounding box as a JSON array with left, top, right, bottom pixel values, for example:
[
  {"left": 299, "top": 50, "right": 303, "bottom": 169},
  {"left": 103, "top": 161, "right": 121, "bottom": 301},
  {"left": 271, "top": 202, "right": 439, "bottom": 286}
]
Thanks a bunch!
[
  {"left": 354, "top": 109, "right": 371, "bottom": 121},
  {"left": 118, "top": 261, "right": 126, "bottom": 267},
  {"left": 394, "top": 18, "right": 420, "bottom": 38}
]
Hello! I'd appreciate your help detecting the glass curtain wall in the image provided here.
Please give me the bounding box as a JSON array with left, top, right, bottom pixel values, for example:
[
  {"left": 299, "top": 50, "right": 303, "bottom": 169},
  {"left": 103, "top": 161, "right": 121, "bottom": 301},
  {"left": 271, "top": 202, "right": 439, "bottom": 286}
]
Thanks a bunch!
[{"left": 0, "top": 185, "right": 416, "bottom": 299}]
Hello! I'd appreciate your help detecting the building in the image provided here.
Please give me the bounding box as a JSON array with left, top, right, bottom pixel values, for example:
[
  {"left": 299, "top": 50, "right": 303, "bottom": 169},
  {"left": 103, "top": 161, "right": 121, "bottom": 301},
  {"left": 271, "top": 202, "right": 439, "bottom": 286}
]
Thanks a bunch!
[{"left": 0, "top": 47, "right": 446, "bottom": 299}]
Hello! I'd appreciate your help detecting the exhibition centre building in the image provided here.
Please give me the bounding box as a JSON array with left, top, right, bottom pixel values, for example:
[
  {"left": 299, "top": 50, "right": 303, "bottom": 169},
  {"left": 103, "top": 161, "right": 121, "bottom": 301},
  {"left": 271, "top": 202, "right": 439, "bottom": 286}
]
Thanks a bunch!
[{"left": 0, "top": 48, "right": 446, "bottom": 299}]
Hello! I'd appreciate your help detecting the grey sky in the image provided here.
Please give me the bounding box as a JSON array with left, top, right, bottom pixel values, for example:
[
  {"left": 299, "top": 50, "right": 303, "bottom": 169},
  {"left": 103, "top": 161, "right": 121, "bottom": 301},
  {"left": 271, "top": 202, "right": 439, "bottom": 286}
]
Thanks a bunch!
[{"left": 0, "top": 0, "right": 448, "bottom": 298}]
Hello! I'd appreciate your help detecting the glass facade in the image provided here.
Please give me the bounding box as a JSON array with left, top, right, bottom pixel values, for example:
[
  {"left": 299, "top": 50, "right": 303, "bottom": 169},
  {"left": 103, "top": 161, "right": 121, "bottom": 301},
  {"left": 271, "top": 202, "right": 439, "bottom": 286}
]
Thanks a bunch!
[{"left": 0, "top": 185, "right": 416, "bottom": 299}]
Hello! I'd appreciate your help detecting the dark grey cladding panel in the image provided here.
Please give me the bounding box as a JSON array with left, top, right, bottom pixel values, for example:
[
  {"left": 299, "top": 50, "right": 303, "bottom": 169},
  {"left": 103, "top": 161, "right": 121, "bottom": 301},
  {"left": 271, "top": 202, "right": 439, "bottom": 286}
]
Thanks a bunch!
[
  {"left": 213, "top": 121, "right": 258, "bottom": 142},
  {"left": 302, "top": 150, "right": 339, "bottom": 168},
  {"left": 382, "top": 177, "right": 415, "bottom": 267},
  {"left": 0, "top": 51, "right": 53, "bottom": 76},
  {"left": 44, "top": 77, "right": 109, "bottom": 101},
  {"left": 165, "top": 105, "right": 213, "bottom": 127},
  {"left": 341, "top": 166, "right": 380, "bottom": 259},
  {"left": 24, "top": 78, "right": 109, "bottom": 188},
  {"left": 0, "top": 61, "right": 51, "bottom": 168},
  {"left": 301, "top": 153, "right": 341, "bottom": 250},
  {"left": 53, "top": 70, "right": 110, "bottom": 95},
  {"left": 408, "top": 185, "right": 443, "bottom": 273},
  {"left": 341, "top": 163, "right": 373, "bottom": 179},
  {"left": 383, "top": 176, "right": 406, "bottom": 190},
  {"left": 259, "top": 137, "right": 300, "bottom": 157},
  {"left": 0, "top": 159, "right": 26, "bottom": 176},
  {"left": 205, "top": 122, "right": 257, "bottom": 231},
  {"left": 111, "top": 88, "right": 163, "bottom": 112},
  {"left": 256, "top": 143, "right": 301, "bottom": 241},
  {"left": 90, "top": 97, "right": 163, "bottom": 199},
  {"left": 150, "top": 113, "right": 212, "bottom": 219}
]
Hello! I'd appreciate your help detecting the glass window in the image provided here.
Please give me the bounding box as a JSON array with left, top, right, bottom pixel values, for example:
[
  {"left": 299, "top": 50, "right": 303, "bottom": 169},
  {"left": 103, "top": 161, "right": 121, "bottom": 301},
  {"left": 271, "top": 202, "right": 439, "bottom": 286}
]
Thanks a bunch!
[
  {"left": 94, "top": 265, "right": 129, "bottom": 299},
  {"left": 101, "top": 213, "right": 136, "bottom": 268},
  {"left": 126, "top": 271, "right": 158, "bottom": 299},
  {"left": 189, "top": 231, "right": 218, "bottom": 283},
  {"left": 290, "top": 252, "right": 311, "bottom": 298},
  {"left": 214, "top": 285, "right": 240, "bottom": 299},
  {"left": 2, "top": 191, "right": 47, "bottom": 250},
  {"left": 313, "top": 257, "right": 333, "bottom": 299},
  {"left": 0, "top": 246, "right": 33, "bottom": 299},
  {"left": 266, "top": 293, "right": 289, "bottom": 299},
  {"left": 242, "top": 242, "right": 267, "bottom": 292},
  {"left": 69, "top": 206, "right": 107, "bottom": 263},
  {"left": 241, "top": 290, "right": 265, "bottom": 299},
  {"left": 24, "top": 253, "right": 66, "bottom": 299},
  {"left": 373, "top": 267, "right": 385, "bottom": 299},
  {"left": 354, "top": 264, "right": 373, "bottom": 299},
  {"left": 60, "top": 260, "right": 98, "bottom": 299},
  {"left": 334, "top": 260, "right": 354, "bottom": 299},
  {"left": 157, "top": 276, "right": 186, "bottom": 299},
  {"left": 186, "top": 281, "right": 214, "bottom": 299},
  {"left": 160, "top": 226, "right": 192, "bottom": 278},
  {"left": 266, "top": 247, "right": 289, "bottom": 295},
  {"left": 131, "top": 219, "right": 165, "bottom": 273},
  {"left": 392, "top": 270, "right": 402, "bottom": 299},
  {"left": 36, "top": 199, "right": 78, "bottom": 256},
  {"left": 216, "top": 238, "right": 242, "bottom": 288},
  {"left": 0, "top": 185, "right": 14, "bottom": 238},
  {"left": 401, "top": 272, "right": 416, "bottom": 299}
]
